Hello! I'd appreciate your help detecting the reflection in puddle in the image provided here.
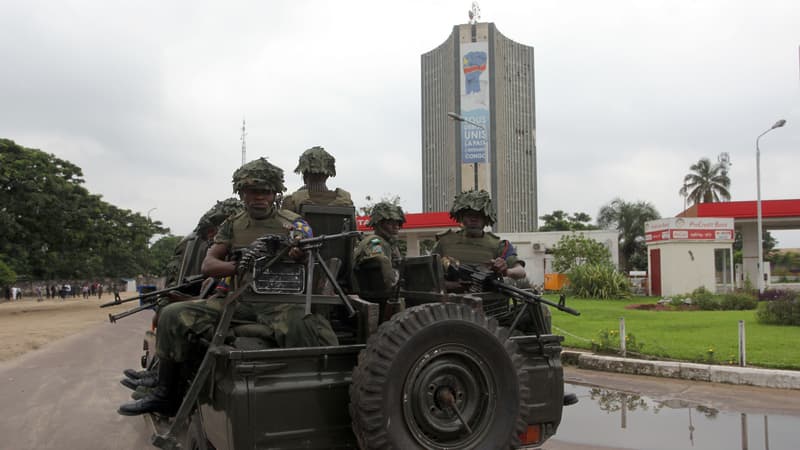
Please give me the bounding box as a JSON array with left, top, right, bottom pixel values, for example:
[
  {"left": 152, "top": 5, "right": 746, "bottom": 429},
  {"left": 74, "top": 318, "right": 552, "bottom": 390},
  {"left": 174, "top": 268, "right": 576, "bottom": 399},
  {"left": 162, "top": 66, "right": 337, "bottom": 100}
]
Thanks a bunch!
[{"left": 556, "top": 384, "right": 795, "bottom": 450}]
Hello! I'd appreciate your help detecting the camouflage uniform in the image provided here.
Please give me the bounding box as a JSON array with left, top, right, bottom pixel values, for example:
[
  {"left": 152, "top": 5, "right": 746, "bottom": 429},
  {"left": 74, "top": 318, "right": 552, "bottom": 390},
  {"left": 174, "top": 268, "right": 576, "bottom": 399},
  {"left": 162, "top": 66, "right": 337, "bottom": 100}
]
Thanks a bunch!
[
  {"left": 282, "top": 146, "right": 353, "bottom": 213},
  {"left": 353, "top": 202, "right": 405, "bottom": 300},
  {"left": 156, "top": 159, "right": 337, "bottom": 363},
  {"left": 431, "top": 190, "right": 523, "bottom": 271},
  {"left": 433, "top": 190, "right": 551, "bottom": 332}
]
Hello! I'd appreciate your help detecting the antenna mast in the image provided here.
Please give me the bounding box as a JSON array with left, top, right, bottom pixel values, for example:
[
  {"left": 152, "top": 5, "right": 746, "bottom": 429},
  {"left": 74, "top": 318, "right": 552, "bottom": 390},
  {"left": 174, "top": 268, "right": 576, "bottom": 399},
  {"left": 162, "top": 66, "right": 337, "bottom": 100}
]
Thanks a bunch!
[
  {"left": 240, "top": 118, "right": 247, "bottom": 166},
  {"left": 468, "top": 1, "right": 481, "bottom": 24}
]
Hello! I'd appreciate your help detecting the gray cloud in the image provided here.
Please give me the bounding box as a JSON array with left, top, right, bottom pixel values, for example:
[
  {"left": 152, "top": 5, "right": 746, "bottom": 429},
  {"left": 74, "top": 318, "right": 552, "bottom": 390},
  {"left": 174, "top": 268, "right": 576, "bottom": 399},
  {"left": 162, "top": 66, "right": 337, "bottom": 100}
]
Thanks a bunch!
[{"left": 1, "top": 0, "right": 798, "bottom": 246}]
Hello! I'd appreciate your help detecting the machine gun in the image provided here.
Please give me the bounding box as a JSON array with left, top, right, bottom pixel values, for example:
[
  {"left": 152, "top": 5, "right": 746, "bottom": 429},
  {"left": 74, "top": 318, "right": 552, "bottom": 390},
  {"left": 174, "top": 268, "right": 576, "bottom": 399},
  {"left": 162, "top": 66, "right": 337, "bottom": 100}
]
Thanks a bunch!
[
  {"left": 100, "top": 275, "right": 207, "bottom": 323},
  {"left": 239, "top": 230, "right": 363, "bottom": 317},
  {"left": 446, "top": 263, "right": 579, "bottom": 334}
]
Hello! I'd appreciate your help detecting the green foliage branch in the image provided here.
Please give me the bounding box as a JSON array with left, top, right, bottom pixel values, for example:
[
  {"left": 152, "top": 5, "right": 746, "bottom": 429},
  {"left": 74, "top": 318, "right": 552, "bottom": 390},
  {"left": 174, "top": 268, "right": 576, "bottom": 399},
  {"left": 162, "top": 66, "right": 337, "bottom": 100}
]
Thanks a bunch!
[{"left": 0, "top": 139, "right": 169, "bottom": 279}]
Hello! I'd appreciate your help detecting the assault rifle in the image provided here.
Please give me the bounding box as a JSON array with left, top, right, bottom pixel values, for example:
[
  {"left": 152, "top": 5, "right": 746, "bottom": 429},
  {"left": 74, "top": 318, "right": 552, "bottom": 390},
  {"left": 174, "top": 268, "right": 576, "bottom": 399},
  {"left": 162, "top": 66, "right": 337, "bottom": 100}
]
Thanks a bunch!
[
  {"left": 447, "top": 263, "right": 580, "bottom": 318},
  {"left": 100, "top": 274, "right": 208, "bottom": 323}
]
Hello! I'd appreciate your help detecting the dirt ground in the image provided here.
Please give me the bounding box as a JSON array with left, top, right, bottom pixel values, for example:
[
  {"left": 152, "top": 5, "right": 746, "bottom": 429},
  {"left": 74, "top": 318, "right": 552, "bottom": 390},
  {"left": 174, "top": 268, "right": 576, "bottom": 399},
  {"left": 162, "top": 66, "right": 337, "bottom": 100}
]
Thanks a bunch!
[{"left": 0, "top": 292, "right": 141, "bottom": 361}]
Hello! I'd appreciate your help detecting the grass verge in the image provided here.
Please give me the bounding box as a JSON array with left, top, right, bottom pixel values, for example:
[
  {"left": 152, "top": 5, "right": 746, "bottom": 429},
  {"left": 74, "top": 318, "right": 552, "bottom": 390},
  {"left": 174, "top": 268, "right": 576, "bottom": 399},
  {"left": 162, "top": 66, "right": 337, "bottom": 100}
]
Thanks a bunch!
[{"left": 547, "top": 295, "right": 800, "bottom": 370}]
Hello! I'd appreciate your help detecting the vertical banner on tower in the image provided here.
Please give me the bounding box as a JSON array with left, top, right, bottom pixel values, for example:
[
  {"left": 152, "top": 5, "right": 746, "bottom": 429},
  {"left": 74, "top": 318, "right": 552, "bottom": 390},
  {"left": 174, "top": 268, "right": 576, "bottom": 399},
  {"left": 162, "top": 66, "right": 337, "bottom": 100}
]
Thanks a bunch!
[{"left": 459, "top": 41, "right": 490, "bottom": 164}]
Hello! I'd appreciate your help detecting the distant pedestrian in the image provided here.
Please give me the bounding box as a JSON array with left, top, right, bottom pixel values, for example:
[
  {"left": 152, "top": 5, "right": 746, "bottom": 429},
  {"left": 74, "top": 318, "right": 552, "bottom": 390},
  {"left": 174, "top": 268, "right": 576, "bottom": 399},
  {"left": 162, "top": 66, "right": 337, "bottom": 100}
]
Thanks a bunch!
[
  {"left": 113, "top": 284, "right": 122, "bottom": 302},
  {"left": 36, "top": 286, "right": 43, "bottom": 301},
  {"left": 98, "top": 284, "right": 104, "bottom": 299}
]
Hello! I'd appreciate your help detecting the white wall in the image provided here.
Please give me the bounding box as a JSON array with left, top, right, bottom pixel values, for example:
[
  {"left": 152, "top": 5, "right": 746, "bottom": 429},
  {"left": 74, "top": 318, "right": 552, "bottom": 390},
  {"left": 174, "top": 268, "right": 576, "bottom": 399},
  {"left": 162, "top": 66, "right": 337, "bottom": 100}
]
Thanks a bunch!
[{"left": 649, "top": 242, "right": 732, "bottom": 297}]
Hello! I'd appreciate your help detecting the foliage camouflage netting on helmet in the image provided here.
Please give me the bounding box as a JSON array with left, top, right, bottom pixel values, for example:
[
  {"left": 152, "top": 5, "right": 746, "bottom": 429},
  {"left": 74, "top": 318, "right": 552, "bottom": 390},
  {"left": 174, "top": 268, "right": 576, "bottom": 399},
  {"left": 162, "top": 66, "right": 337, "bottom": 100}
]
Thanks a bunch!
[
  {"left": 232, "top": 157, "right": 286, "bottom": 193},
  {"left": 368, "top": 202, "right": 406, "bottom": 227},
  {"left": 195, "top": 198, "right": 244, "bottom": 233},
  {"left": 294, "top": 146, "right": 336, "bottom": 177},
  {"left": 450, "top": 189, "right": 496, "bottom": 225}
]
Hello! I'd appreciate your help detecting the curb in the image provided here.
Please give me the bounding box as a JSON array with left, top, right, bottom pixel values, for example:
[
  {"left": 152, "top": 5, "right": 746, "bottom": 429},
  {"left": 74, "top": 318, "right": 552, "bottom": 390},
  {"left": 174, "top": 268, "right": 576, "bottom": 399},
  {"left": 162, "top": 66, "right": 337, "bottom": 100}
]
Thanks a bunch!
[{"left": 562, "top": 350, "right": 800, "bottom": 390}]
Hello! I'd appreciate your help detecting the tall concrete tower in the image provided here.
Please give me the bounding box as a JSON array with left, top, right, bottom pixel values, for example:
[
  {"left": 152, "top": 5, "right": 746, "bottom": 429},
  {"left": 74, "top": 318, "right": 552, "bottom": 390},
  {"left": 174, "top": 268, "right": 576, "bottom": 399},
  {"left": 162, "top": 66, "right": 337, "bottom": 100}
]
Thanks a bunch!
[{"left": 421, "top": 22, "right": 537, "bottom": 232}]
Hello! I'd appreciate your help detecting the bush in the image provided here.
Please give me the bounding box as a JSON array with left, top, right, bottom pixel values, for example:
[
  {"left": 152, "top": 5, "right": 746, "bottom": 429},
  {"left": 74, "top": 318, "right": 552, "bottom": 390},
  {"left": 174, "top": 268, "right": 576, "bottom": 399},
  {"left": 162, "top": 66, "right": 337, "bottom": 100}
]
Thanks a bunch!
[
  {"left": 759, "top": 289, "right": 798, "bottom": 302},
  {"left": 719, "top": 292, "right": 757, "bottom": 310},
  {"left": 757, "top": 299, "right": 800, "bottom": 326},
  {"left": 567, "top": 263, "right": 630, "bottom": 299},
  {"left": 690, "top": 287, "right": 719, "bottom": 310},
  {"left": 685, "top": 287, "right": 757, "bottom": 311}
]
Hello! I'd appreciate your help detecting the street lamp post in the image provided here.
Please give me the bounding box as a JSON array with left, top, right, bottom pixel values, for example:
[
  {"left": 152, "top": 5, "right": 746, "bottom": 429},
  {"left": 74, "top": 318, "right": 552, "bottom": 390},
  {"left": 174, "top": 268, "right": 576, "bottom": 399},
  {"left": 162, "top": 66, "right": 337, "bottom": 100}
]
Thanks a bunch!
[
  {"left": 147, "top": 207, "right": 157, "bottom": 221},
  {"left": 447, "top": 112, "right": 485, "bottom": 191},
  {"left": 755, "top": 119, "right": 786, "bottom": 293}
]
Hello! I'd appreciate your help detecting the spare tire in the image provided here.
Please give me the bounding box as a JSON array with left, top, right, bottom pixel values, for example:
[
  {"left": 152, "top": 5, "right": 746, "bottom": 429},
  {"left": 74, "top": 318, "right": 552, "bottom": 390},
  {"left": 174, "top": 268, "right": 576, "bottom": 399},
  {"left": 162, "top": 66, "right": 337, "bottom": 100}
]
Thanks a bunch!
[{"left": 350, "top": 302, "right": 530, "bottom": 449}]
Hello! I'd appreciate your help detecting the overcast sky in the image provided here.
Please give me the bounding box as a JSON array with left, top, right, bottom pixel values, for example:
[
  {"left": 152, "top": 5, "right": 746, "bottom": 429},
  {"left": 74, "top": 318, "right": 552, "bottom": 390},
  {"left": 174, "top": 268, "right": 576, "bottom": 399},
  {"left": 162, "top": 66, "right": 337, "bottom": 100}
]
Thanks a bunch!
[{"left": 2, "top": 0, "right": 798, "bottom": 246}]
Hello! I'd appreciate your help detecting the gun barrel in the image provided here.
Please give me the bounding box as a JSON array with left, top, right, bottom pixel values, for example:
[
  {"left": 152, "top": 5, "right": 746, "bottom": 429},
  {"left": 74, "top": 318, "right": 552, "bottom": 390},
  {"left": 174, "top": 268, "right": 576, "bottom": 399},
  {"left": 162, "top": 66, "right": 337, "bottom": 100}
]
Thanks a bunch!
[
  {"left": 494, "top": 281, "right": 580, "bottom": 316},
  {"left": 99, "top": 276, "right": 205, "bottom": 308},
  {"left": 298, "top": 230, "right": 361, "bottom": 248},
  {"left": 108, "top": 302, "right": 156, "bottom": 323}
]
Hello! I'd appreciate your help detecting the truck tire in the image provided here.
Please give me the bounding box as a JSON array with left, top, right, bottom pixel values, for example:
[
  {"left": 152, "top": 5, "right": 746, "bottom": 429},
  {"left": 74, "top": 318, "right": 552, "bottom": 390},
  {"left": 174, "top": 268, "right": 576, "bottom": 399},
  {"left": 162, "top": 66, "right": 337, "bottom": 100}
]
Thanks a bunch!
[{"left": 350, "top": 302, "right": 530, "bottom": 449}]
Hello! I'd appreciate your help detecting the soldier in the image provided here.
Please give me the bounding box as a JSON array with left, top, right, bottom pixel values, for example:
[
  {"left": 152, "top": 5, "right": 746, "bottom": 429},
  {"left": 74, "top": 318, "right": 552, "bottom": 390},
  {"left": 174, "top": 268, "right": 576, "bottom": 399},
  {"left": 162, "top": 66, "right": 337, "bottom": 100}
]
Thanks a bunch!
[
  {"left": 432, "top": 189, "right": 526, "bottom": 292},
  {"left": 353, "top": 202, "right": 405, "bottom": 320},
  {"left": 120, "top": 198, "right": 244, "bottom": 386},
  {"left": 433, "top": 190, "right": 559, "bottom": 365},
  {"left": 118, "top": 158, "right": 337, "bottom": 417},
  {"left": 281, "top": 146, "right": 353, "bottom": 213}
]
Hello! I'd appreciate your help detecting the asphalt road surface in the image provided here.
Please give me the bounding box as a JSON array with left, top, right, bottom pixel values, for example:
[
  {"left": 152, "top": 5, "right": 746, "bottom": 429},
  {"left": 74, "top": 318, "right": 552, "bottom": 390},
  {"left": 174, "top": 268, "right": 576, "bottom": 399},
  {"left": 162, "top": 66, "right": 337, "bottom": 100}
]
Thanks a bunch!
[
  {"left": 0, "top": 311, "right": 153, "bottom": 450},
  {"left": 3, "top": 312, "right": 799, "bottom": 450}
]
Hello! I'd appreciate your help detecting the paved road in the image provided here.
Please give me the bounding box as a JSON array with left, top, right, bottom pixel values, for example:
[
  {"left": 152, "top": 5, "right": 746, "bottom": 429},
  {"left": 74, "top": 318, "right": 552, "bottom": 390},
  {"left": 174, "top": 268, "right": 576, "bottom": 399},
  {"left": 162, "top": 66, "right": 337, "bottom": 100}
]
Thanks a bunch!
[
  {"left": 0, "top": 312, "right": 152, "bottom": 450},
  {"left": 3, "top": 312, "right": 799, "bottom": 450}
]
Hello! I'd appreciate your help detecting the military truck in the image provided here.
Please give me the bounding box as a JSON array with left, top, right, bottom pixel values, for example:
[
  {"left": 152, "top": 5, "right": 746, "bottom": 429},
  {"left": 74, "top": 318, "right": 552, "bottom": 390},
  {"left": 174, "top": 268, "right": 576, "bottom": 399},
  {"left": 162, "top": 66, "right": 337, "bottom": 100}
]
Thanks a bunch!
[{"left": 140, "top": 205, "right": 578, "bottom": 449}]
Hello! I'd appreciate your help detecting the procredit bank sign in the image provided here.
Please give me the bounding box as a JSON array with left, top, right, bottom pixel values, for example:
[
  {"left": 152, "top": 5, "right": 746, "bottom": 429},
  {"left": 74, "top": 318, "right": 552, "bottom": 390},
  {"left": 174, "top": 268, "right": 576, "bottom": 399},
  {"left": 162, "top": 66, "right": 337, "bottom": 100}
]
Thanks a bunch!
[{"left": 645, "top": 217, "right": 734, "bottom": 243}]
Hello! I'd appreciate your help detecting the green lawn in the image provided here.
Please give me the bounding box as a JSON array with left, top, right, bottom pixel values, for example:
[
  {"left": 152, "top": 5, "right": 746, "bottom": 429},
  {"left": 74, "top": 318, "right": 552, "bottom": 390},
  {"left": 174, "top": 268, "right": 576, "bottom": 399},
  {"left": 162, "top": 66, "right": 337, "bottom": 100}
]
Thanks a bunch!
[{"left": 546, "top": 296, "right": 800, "bottom": 370}]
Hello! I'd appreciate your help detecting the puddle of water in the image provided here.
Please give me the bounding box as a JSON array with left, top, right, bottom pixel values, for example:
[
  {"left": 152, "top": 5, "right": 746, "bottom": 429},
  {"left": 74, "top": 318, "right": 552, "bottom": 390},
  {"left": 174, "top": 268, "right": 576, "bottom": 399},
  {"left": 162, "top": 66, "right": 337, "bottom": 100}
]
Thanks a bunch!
[{"left": 556, "top": 383, "right": 797, "bottom": 450}]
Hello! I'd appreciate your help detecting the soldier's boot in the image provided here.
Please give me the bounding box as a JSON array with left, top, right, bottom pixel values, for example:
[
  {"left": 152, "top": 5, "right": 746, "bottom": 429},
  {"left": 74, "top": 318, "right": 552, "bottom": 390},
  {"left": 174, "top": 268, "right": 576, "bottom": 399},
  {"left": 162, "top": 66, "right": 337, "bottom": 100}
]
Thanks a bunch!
[
  {"left": 131, "top": 385, "right": 152, "bottom": 400},
  {"left": 117, "top": 359, "right": 181, "bottom": 416},
  {"left": 123, "top": 368, "right": 152, "bottom": 380},
  {"left": 120, "top": 372, "right": 158, "bottom": 390}
]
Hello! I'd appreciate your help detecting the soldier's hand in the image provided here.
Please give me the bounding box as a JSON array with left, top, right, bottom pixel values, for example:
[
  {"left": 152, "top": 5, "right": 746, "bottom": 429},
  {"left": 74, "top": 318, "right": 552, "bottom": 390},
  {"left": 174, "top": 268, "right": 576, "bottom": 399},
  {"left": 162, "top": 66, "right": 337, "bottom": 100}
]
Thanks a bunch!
[
  {"left": 490, "top": 257, "right": 508, "bottom": 276},
  {"left": 288, "top": 246, "right": 305, "bottom": 261}
]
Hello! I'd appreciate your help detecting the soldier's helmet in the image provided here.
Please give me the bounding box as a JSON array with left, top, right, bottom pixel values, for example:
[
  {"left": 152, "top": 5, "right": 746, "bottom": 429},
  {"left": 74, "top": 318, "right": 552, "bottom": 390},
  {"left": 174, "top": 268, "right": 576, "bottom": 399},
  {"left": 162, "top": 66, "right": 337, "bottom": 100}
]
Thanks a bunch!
[
  {"left": 450, "top": 189, "right": 496, "bottom": 226},
  {"left": 368, "top": 202, "right": 406, "bottom": 227},
  {"left": 232, "top": 157, "right": 286, "bottom": 194},
  {"left": 294, "top": 146, "right": 336, "bottom": 177},
  {"left": 195, "top": 198, "right": 244, "bottom": 234}
]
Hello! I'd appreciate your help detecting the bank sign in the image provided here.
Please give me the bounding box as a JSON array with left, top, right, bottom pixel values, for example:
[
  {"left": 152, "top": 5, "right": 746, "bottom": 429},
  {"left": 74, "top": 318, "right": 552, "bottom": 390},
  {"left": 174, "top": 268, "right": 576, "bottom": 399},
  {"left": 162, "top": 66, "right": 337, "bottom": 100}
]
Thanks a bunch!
[
  {"left": 645, "top": 217, "right": 734, "bottom": 243},
  {"left": 459, "top": 41, "right": 490, "bottom": 164}
]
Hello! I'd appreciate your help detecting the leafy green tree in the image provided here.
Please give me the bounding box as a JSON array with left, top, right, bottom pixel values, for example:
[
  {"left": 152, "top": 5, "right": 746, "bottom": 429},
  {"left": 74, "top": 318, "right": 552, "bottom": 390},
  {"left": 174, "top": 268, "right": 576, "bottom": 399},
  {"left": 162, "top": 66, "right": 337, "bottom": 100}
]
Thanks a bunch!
[
  {"left": 147, "top": 235, "right": 184, "bottom": 276},
  {"left": 597, "top": 198, "right": 660, "bottom": 272},
  {"left": 0, "top": 259, "right": 17, "bottom": 287},
  {"left": 552, "top": 234, "right": 611, "bottom": 273},
  {"left": 679, "top": 158, "right": 731, "bottom": 206},
  {"left": 0, "top": 139, "right": 168, "bottom": 279},
  {"left": 539, "top": 210, "right": 598, "bottom": 231}
]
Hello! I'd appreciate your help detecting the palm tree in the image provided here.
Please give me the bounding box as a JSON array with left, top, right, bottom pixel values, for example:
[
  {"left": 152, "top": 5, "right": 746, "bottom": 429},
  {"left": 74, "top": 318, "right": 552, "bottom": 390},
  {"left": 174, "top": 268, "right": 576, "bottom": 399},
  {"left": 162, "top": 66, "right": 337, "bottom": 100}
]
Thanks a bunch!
[
  {"left": 679, "top": 158, "right": 731, "bottom": 206},
  {"left": 597, "top": 198, "right": 661, "bottom": 271}
]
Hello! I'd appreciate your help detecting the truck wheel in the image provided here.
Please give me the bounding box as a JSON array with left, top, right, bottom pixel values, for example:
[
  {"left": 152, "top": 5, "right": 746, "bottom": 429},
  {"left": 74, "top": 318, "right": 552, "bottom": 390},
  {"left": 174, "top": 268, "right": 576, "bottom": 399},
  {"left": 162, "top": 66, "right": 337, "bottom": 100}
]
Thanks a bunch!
[{"left": 350, "top": 303, "right": 530, "bottom": 449}]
